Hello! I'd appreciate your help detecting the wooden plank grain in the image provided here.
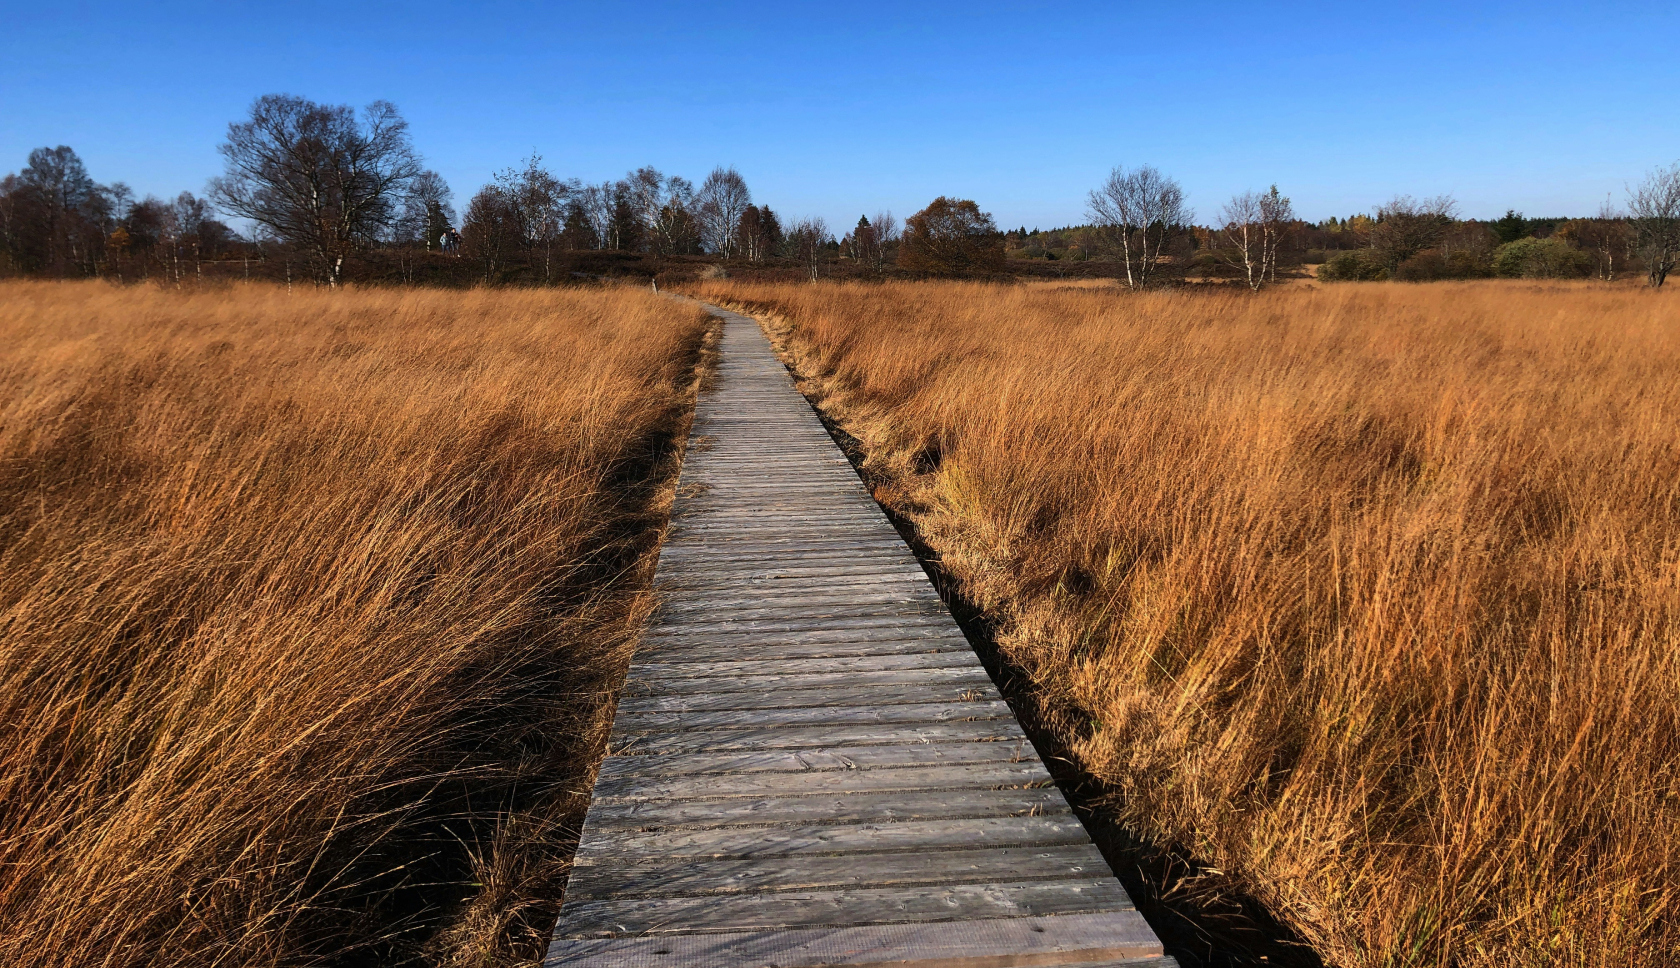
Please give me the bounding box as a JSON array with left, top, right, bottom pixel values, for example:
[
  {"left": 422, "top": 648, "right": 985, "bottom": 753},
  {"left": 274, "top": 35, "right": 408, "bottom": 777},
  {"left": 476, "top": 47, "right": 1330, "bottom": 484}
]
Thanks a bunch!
[
  {"left": 612, "top": 682, "right": 1004, "bottom": 715},
  {"left": 581, "top": 786, "right": 1069, "bottom": 830},
  {"left": 609, "top": 699, "right": 1016, "bottom": 735},
  {"left": 557, "top": 879, "right": 1133, "bottom": 938},
  {"left": 627, "top": 650, "right": 977, "bottom": 680},
  {"left": 595, "top": 740, "right": 1031, "bottom": 780},
  {"left": 589, "top": 761, "right": 1053, "bottom": 803},
  {"left": 574, "top": 815, "right": 1096, "bottom": 860},
  {"left": 620, "top": 666, "right": 994, "bottom": 697},
  {"left": 546, "top": 912, "right": 1165, "bottom": 967},
  {"left": 563, "top": 844, "right": 1111, "bottom": 900}
]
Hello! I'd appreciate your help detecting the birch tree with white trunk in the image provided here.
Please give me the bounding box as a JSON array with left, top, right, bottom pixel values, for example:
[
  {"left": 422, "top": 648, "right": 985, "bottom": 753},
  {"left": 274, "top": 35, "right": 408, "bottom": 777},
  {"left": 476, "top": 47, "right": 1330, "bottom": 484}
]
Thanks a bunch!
[
  {"left": 696, "top": 167, "right": 751, "bottom": 259},
  {"left": 210, "top": 95, "right": 422, "bottom": 286},
  {"left": 1087, "top": 165, "right": 1191, "bottom": 289}
]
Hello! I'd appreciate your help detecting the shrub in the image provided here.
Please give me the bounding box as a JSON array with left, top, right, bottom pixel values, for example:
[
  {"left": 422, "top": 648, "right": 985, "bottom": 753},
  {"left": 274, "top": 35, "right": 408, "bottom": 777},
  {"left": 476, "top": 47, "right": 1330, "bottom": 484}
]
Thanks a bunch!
[
  {"left": 1318, "top": 250, "right": 1387, "bottom": 281},
  {"left": 1493, "top": 237, "right": 1594, "bottom": 279},
  {"left": 898, "top": 196, "right": 1007, "bottom": 275},
  {"left": 1394, "top": 248, "right": 1493, "bottom": 281}
]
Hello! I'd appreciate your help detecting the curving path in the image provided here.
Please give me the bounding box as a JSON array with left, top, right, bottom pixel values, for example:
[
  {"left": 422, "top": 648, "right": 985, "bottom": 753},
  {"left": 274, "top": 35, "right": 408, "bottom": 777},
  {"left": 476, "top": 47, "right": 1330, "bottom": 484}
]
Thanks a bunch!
[{"left": 545, "top": 304, "right": 1174, "bottom": 968}]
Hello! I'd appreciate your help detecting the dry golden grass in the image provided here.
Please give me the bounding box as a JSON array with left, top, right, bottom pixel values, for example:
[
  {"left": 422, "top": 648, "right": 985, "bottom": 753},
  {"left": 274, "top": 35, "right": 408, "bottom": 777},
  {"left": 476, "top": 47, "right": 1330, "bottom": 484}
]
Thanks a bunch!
[
  {"left": 693, "top": 278, "right": 1680, "bottom": 968},
  {"left": 0, "top": 280, "right": 711, "bottom": 966}
]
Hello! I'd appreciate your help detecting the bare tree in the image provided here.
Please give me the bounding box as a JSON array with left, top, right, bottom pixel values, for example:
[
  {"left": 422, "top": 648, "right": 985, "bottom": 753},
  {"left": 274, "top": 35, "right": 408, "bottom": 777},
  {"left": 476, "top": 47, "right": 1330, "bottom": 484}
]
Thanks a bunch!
[
  {"left": 1628, "top": 161, "right": 1680, "bottom": 288},
  {"left": 210, "top": 95, "right": 423, "bottom": 286},
  {"left": 871, "top": 211, "right": 898, "bottom": 273},
  {"left": 626, "top": 167, "right": 697, "bottom": 256},
  {"left": 577, "top": 183, "right": 613, "bottom": 250},
  {"left": 168, "top": 191, "right": 216, "bottom": 280},
  {"left": 1087, "top": 165, "right": 1191, "bottom": 288},
  {"left": 460, "top": 184, "right": 519, "bottom": 283},
  {"left": 499, "top": 155, "right": 572, "bottom": 283},
  {"left": 1368, "top": 195, "right": 1457, "bottom": 275},
  {"left": 696, "top": 166, "right": 751, "bottom": 258},
  {"left": 1564, "top": 197, "right": 1632, "bottom": 281},
  {"left": 788, "top": 216, "right": 829, "bottom": 280},
  {"left": 1220, "top": 191, "right": 1264, "bottom": 290}
]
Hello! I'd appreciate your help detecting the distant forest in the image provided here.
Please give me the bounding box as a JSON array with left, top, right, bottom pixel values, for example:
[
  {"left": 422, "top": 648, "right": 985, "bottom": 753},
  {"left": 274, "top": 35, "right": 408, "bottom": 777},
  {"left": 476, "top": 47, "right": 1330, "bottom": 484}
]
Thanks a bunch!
[{"left": 3, "top": 95, "right": 1677, "bottom": 288}]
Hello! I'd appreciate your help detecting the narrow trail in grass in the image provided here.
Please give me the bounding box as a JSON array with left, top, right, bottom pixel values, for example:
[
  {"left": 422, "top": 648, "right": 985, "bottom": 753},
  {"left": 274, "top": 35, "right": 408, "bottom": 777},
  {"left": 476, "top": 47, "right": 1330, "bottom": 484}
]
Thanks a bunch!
[{"left": 546, "top": 303, "right": 1173, "bottom": 968}]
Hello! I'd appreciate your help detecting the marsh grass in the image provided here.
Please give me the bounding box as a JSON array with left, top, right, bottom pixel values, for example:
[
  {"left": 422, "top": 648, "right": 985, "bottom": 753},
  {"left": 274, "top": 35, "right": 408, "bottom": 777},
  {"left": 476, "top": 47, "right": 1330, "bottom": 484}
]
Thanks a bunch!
[
  {"left": 0, "top": 280, "right": 710, "bottom": 966},
  {"left": 695, "top": 278, "right": 1680, "bottom": 968}
]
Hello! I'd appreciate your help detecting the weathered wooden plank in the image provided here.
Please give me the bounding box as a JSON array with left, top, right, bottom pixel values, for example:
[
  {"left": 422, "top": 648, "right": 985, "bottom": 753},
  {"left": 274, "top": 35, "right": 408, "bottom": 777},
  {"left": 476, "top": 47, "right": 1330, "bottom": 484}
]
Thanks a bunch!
[
  {"left": 630, "top": 638, "right": 973, "bottom": 665},
  {"left": 651, "top": 547, "right": 920, "bottom": 566},
  {"left": 660, "top": 526, "right": 905, "bottom": 541},
  {"left": 613, "top": 682, "right": 1003, "bottom": 715},
  {"left": 655, "top": 586, "right": 942, "bottom": 611},
  {"left": 644, "top": 614, "right": 959, "bottom": 638},
  {"left": 596, "top": 740, "right": 1031, "bottom": 780},
  {"left": 657, "top": 569, "right": 932, "bottom": 589},
  {"left": 656, "top": 570, "right": 931, "bottom": 590},
  {"left": 638, "top": 615, "right": 960, "bottom": 638},
  {"left": 564, "top": 843, "right": 1110, "bottom": 900},
  {"left": 575, "top": 814, "right": 1094, "bottom": 861},
  {"left": 649, "top": 599, "right": 942, "bottom": 620},
  {"left": 557, "top": 878, "right": 1132, "bottom": 938},
  {"left": 669, "top": 518, "right": 888, "bottom": 534},
  {"left": 628, "top": 650, "right": 976, "bottom": 680},
  {"left": 545, "top": 912, "right": 1165, "bottom": 967},
  {"left": 658, "top": 540, "right": 916, "bottom": 558},
  {"left": 649, "top": 602, "right": 953, "bottom": 627},
  {"left": 622, "top": 666, "right": 993, "bottom": 697},
  {"left": 590, "top": 761, "right": 1052, "bottom": 802},
  {"left": 675, "top": 496, "right": 877, "bottom": 510},
  {"left": 609, "top": 721, "right": 1026, "bottom": 757},
  {"left": 610, "top": 700, "right": 1015, "bottom": 735},
  {"left": 671, "top": 504, "right": 883, "bottom": 518},
  {"left": 582, "top": 786, "right": 1068, "bottom": 830}
]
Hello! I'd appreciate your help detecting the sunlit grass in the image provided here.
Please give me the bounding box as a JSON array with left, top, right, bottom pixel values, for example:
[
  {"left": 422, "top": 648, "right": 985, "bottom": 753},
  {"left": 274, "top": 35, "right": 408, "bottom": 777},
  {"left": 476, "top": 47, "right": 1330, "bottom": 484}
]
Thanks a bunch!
[{"left": 695, "top": 277, "right": 1680, "bottom": 968}]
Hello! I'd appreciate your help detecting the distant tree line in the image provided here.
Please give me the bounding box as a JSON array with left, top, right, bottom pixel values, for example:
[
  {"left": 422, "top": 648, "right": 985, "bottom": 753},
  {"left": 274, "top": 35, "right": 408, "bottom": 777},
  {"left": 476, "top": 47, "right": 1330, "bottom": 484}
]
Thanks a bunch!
[
  {"left": 1307, "top": 184, "right": 1678, "bottom": 287},
  {"left": 6, "top": 94, "right": 1677, "bottom": 288},
  {"left": 0, "top": 146, "right": 245, "bottom": 283},
  {"left": 0, "top": 95, "right": 846, "bottom": 286},
  {"left": 1002, "top": 161, "right": 1680, "bottom": 289}
]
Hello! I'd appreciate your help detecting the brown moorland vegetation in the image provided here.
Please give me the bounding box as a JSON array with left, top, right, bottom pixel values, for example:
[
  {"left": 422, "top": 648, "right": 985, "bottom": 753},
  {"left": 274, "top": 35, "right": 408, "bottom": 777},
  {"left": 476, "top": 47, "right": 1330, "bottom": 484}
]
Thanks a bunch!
[
  {"left": 691, "top": 278, "right": 1680, "bottom": 968},
  {"left": 0, "top": 281, "right": 710, "bottom": 966}
]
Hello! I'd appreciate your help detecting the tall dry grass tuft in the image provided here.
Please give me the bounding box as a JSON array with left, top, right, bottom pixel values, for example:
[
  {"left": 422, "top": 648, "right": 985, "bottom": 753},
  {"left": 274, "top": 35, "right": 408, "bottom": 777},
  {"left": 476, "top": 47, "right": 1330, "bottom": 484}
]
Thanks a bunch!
[
  {"left": 0, "top": 281, "right": 710, "bottom": 966},
  {"left": 695, "top": 278, "right": 1680, "bottom": 968}
]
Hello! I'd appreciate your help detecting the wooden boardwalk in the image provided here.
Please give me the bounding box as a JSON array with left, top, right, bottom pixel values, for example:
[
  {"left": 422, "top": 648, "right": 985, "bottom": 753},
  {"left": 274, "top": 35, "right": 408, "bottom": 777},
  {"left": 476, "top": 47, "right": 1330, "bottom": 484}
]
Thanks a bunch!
[{"left": 546, "top": 306, "right": 1173, "bottom": 968}]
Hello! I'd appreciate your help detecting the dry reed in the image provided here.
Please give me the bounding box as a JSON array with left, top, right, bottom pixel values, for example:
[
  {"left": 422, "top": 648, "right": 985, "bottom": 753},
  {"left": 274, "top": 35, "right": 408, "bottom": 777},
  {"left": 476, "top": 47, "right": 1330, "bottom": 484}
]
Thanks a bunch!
[
  {"left": 0, "top": 280, "right": 710, "bottom": 966},
  {"left": 694, "top": 278, "right": 1680, "bottom": 968}
]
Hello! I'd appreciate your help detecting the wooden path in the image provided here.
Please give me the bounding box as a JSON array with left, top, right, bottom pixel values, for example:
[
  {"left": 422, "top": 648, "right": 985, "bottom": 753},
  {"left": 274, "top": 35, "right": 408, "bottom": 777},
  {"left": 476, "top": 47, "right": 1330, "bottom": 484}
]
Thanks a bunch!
[{"left": 546, "top": 306, "right": 1173, "bottom": 968}]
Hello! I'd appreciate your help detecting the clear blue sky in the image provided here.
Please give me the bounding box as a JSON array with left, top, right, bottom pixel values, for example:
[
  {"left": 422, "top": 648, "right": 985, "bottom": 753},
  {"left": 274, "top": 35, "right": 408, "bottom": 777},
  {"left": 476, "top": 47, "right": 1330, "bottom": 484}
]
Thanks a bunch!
[{"left": 2, "top": 1, "right": 1675, "bottom": 229}]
